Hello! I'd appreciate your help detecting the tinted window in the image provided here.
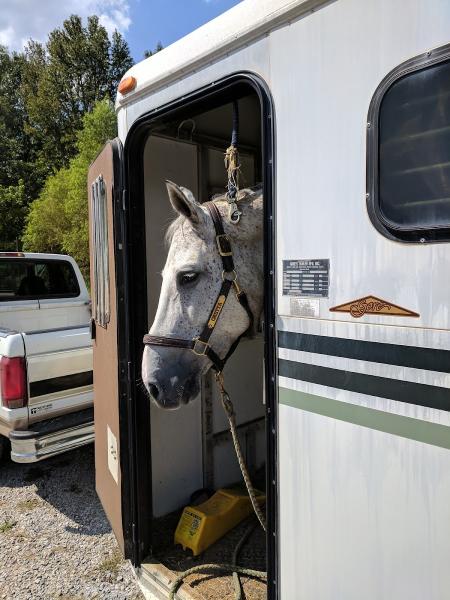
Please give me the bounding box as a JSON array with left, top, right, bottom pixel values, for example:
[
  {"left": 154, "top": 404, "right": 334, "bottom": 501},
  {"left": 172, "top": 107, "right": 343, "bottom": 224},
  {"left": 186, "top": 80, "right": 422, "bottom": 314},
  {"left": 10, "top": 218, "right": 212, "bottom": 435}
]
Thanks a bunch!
[
  {"left": 0, "top": 259, "right": 80, "bottom": 301},
  {"left": 379, "top": 59, "right": 450, "bottom": 231}
]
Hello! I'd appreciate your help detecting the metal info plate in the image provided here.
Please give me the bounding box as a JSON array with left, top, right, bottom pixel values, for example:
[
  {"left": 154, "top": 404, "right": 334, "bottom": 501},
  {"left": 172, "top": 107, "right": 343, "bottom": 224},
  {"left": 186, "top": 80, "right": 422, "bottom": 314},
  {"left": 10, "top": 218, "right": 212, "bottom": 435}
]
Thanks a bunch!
[
  {"left": 282, "top": 259, "right": 329, "bottom": 297},
  {"left": 290, "top": 297, "right": 320, "bottom": 318}
]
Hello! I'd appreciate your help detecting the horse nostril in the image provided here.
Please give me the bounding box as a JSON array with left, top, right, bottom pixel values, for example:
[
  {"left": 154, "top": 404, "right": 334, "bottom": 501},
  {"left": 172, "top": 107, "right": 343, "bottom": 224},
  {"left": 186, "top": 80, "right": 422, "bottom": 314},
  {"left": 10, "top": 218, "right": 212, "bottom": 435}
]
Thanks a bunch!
[{"left": 148, "top": 383, "right": 159, "bottom": 400}]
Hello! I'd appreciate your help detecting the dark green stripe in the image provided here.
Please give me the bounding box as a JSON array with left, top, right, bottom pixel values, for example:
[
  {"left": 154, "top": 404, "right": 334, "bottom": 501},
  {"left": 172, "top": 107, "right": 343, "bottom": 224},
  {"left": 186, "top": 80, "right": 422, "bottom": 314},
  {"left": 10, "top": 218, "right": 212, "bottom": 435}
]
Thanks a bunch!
[
  {"left": 278, "top": 330, "right": 450, "bottom": 373},
  {"left": 279, "top": 359, "right": 450, "bottom": 412},
  {"left": 280, "top": 387, "right": 450, "bottom": 450}
]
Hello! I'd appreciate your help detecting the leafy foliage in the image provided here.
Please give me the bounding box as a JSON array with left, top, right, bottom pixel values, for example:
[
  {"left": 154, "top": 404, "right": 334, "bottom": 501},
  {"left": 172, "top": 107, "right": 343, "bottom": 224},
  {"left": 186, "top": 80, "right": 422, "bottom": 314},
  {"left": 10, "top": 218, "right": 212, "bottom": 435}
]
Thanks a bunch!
[
  {"left": 23, "top": 100, "right": 117, "bottom": 280},
  {"left": 0, "top": 181, "right": 27, "bottom": 250},
  {"left": 0, "top": 15, "right": 133, "bottom": 254},
  {"left": 144, "top": 41, "right": 163, "bottom": 59},
  {"left": 21, "top": 15, "right": 133, "bottom": 174}
]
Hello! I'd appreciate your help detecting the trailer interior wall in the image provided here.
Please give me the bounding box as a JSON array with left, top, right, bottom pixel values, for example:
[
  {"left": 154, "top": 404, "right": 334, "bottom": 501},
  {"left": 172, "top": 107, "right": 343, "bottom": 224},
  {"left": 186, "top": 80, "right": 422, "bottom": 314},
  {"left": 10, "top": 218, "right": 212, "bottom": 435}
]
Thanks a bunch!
[{"left": 142, "top": 97, "right": 266, "bottom": 519}]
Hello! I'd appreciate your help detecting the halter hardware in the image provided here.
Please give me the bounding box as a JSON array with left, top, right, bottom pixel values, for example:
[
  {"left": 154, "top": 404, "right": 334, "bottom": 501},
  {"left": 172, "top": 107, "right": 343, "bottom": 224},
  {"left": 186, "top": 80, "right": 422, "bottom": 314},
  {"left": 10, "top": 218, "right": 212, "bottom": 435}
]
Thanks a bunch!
[
  {"left": 216, "top": 234, "right": 232, "bottom": 257},
  {"left": 143, "top": 200, "right": 254, "bottom": 373},
  {"left": 192, "top": 338, "right": 210, "bottom": 356}
]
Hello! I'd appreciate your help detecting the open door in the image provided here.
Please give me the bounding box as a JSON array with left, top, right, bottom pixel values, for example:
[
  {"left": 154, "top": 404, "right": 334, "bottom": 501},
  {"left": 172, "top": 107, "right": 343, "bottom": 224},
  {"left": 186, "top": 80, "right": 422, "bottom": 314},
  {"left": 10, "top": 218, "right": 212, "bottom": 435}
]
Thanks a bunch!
[{"left": 87, "top": 139, "right": 127, "bottom": 553}]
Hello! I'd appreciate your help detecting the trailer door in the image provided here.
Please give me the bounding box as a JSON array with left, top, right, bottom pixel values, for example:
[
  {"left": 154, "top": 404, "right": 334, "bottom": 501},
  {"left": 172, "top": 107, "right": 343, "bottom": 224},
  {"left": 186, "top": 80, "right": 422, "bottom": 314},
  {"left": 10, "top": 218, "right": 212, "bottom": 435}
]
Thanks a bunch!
[{"left": 87, "top": 139, "right": 128, "bottom": 554}]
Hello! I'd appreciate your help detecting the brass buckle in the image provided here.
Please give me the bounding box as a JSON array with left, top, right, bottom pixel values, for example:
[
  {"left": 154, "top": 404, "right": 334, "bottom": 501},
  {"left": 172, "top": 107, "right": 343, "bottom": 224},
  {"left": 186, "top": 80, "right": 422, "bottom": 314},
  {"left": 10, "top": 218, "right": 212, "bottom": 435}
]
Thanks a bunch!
[
  {"left": 216, "top": 234, "right": 232, "bottom": 257},
  {"left": 221, "top": 270, "right": 241, "bottom": 296},
  {"left": 192, "top": 338, "right": 209, "bottom": 356}
]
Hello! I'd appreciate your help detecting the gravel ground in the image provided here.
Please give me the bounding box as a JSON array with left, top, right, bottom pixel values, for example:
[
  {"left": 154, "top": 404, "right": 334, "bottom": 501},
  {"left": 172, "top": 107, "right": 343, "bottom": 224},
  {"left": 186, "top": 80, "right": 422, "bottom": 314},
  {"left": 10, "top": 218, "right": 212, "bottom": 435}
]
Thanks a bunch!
[{"left": 0, "top": 445, "right": 144, "bottom": 600}]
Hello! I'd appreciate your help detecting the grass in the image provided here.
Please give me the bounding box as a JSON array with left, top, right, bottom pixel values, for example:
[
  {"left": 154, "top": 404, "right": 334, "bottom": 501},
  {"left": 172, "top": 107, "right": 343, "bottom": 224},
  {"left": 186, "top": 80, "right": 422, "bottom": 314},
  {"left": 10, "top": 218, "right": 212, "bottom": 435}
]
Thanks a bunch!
[
  {"left": 16, "top": 498, "right": 41, "bottom": 512},
  {"left": 0, "top": 519, "right": 16, "bottom": 533},
  {"left": 98, "top": 549, "right": 123, "bottom": 576}
]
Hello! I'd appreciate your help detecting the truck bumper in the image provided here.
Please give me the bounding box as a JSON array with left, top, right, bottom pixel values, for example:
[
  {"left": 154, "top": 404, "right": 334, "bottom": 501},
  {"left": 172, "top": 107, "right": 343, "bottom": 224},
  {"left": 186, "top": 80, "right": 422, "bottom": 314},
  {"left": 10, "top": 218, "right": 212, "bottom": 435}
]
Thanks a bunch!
[{"left": 9, "top": 408, "right": 94, "bottom": 463}]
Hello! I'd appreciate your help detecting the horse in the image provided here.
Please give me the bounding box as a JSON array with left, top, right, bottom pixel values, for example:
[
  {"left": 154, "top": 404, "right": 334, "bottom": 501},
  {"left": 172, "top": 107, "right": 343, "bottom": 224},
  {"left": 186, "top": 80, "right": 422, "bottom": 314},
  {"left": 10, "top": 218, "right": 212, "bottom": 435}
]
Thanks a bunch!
[{"left": 142, "top": 180, "right": 263, "bottom": 409}]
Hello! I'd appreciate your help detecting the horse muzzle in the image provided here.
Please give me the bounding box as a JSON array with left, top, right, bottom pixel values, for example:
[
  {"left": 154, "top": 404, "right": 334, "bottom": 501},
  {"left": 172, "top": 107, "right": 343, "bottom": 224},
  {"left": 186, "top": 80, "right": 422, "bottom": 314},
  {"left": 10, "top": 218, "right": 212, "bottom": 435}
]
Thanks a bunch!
[{"left": 142, "top": 346, "right": 202, "bottom": 409}]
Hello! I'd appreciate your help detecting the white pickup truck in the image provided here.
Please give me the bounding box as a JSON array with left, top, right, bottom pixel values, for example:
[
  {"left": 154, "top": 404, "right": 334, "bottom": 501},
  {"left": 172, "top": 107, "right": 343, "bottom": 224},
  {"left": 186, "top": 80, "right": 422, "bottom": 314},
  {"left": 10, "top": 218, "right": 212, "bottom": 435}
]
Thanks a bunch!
[{"left": 0, "top": 252, "right": 93, "bottom": 463}]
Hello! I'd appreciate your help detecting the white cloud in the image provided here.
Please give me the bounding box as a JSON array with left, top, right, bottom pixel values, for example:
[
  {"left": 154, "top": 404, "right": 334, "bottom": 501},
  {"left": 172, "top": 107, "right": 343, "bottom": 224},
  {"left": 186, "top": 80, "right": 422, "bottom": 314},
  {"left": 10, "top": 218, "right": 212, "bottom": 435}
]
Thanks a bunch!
[{"left": 0, "top": 0, "right": 131, "bottom": 52}]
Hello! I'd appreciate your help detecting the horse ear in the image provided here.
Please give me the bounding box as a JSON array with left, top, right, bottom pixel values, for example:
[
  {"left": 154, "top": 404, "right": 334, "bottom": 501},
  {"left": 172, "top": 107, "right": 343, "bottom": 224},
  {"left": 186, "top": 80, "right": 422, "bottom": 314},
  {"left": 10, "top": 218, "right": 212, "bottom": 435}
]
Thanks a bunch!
[{"left": 165, "top": 180, "right": 203, "bottom": 224}]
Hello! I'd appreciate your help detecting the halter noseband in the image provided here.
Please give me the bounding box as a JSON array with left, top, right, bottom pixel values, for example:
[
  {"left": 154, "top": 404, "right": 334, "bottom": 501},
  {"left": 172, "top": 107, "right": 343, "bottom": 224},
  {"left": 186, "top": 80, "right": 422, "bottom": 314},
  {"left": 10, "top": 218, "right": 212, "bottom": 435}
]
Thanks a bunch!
[{"left": 142, "top": 201, "right": 254, "bottom": 373}]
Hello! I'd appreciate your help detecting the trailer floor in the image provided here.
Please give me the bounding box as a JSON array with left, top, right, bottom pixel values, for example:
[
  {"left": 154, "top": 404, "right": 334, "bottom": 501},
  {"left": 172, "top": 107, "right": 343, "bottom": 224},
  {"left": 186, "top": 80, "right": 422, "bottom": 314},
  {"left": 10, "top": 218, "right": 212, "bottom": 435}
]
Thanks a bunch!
[{"left": 143, "top": 509, "right": 266, "bottom": 599}]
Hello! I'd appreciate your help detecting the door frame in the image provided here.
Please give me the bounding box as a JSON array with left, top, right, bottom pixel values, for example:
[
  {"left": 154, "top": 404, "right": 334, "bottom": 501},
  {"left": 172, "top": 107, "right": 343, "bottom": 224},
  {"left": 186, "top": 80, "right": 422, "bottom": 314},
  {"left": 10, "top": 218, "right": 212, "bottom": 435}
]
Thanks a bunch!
[{"left": 119, "top": 72, "right": 278, "bottom": 598}]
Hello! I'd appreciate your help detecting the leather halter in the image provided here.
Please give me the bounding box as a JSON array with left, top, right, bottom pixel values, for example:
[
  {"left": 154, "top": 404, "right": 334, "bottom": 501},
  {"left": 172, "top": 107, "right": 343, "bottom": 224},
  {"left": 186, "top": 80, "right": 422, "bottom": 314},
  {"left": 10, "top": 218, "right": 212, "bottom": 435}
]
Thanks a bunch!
[{"left": 142, "top": 201, "right": 254, "bottom": 373}]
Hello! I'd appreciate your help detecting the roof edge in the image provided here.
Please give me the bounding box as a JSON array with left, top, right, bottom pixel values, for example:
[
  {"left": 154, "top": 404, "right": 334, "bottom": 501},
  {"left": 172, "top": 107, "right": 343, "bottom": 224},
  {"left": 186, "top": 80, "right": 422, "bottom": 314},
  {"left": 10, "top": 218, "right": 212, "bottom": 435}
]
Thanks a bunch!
[{"left": 116, "top": 0, "right": 332, "bottom": 108}]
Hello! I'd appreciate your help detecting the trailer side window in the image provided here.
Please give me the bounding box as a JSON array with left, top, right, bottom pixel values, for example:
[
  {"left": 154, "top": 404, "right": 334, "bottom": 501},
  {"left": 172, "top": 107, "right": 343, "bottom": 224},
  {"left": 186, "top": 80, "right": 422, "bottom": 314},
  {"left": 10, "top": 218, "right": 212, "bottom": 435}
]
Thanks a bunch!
[
  {"left": 368, "top": 48, "right": 450, "bottom": 242},
  {"left": 90, "top": 175, "right": 110, "bottom": 327}
]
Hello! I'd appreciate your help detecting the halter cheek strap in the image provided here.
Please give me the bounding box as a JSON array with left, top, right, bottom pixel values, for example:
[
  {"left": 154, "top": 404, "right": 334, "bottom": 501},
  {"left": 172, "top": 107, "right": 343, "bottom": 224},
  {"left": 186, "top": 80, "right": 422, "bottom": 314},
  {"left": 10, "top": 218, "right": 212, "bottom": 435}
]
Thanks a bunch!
[{"left": 142, "top": 201, "right": 254, "bottom": 373}]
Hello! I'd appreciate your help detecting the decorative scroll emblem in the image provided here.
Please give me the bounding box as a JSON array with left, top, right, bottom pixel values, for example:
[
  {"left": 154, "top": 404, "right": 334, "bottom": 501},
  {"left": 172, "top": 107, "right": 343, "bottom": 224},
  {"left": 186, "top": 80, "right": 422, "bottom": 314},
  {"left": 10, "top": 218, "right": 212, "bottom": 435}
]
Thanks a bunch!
[{"left": 330, "top": 295, "right": 419, "bottom": 318}]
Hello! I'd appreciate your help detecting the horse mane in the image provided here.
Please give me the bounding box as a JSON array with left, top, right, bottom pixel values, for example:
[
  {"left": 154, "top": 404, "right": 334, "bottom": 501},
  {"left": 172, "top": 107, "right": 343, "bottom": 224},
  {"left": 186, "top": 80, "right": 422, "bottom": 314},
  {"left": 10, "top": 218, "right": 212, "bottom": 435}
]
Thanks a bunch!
[{"left": 164, "top": 184, "right": 262, "bottom": 247}]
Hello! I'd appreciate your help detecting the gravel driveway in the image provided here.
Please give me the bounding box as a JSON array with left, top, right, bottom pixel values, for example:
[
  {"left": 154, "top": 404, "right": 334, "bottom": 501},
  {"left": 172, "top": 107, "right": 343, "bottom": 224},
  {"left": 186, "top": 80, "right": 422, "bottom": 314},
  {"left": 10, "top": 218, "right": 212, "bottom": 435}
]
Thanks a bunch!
[{"left": 0, "top": 445, "right": 144, "bottom": 600}]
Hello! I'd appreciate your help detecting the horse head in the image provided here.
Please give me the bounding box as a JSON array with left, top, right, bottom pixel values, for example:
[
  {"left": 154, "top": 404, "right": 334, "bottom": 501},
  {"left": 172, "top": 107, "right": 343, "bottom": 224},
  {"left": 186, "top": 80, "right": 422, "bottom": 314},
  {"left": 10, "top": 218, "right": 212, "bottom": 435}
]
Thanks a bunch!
[{"left": 142, "top": 180, "right": 263, "bottom": 409}]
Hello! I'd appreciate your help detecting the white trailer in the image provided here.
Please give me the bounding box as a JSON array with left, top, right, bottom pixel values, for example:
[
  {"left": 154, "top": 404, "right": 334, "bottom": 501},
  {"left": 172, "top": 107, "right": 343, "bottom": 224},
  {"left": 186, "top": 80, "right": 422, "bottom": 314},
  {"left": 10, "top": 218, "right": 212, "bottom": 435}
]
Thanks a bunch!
[{"left": 88, "top": 1, "right": 450, "bottom": 598}]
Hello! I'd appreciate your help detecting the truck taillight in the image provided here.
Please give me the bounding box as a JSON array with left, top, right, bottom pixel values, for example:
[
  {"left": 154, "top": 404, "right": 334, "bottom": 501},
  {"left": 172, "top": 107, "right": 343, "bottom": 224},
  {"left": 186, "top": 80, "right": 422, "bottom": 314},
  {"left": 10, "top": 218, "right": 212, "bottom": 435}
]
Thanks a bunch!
[{"left": 0, "top": 357, "right": 28, "bottom": 409}]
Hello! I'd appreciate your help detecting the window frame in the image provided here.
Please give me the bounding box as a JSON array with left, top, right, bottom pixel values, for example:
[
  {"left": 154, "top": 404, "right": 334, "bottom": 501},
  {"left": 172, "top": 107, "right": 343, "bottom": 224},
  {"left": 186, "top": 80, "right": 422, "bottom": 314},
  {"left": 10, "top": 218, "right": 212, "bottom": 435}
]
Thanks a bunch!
[
  {"left": 367, "top": 42, "right": 450, "bottom": 243},
  {"left": 0, "top": 258, "right": 80, "bottom": 301}
]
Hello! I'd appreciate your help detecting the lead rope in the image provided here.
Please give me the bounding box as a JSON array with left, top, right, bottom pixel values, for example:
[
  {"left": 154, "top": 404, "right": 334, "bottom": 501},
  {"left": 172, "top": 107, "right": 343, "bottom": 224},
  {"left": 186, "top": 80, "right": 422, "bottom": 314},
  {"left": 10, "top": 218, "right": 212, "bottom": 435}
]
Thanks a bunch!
[
  {"left": 168, "top": 372, "right": 267, "bottom": 600},
  {"left": 215, "top": 371, "right": 267, "bottom": 532}
]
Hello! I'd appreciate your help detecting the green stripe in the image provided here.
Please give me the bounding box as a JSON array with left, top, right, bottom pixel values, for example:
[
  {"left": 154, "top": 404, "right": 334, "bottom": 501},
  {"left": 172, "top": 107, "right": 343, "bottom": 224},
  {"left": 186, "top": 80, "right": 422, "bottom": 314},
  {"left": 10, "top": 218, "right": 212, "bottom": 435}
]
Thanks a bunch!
[{"left": 279, "top": 387, "right": 450, "bottom": 450}]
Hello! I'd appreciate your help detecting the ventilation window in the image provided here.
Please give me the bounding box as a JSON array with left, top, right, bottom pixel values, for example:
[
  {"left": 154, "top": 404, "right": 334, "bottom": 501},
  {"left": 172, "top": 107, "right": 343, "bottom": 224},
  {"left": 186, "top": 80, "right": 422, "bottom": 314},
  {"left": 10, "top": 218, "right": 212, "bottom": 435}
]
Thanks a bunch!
[
  {"left": 367, "top": 46, "right": 450, "bottom": 242},
  {"left": 90, "top": 175, "right": 110, "bottom": 327}
]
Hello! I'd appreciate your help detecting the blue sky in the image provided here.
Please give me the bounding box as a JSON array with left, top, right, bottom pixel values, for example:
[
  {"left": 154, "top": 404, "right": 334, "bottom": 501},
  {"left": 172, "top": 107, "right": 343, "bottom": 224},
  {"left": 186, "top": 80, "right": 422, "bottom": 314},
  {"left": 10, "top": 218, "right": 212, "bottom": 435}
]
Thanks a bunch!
[
  {"left": 126, "top": 0, "right": 242, "bottom": 61},
  {"left": 1, "top": 0, "right": 243, "bottom": 63}
]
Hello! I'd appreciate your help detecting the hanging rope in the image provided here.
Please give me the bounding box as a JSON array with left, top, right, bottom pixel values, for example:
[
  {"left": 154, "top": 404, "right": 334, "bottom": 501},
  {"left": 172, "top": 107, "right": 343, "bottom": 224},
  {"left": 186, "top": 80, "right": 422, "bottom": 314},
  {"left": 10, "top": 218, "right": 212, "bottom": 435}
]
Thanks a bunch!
[
  {"left": 168, "top": 561, "right": 266, "bottom": 600},
  {"left": 224, "top": 100, "right": 242, "bottom": 224},
  {"left": 215, "top": 372, "right": 267, "bottom": 532},
  {"left": 168, "top": 372, "right": 267, "bottom": 600}
]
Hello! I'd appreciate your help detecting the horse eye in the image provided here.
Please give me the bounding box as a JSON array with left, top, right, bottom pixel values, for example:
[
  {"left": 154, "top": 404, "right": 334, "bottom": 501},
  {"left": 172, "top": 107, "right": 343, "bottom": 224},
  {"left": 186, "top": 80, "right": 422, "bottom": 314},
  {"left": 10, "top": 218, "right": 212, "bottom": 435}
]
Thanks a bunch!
[{"left": 179, "top": 272, "right": 199, "bottom": 286}]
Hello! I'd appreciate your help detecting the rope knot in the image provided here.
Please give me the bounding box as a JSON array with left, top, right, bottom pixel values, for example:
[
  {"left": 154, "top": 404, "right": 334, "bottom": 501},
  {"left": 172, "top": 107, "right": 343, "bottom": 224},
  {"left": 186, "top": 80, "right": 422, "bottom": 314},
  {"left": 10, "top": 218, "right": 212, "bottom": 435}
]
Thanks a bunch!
[{"left": 224, "top": 144, "right": 242, "bottom": 224}]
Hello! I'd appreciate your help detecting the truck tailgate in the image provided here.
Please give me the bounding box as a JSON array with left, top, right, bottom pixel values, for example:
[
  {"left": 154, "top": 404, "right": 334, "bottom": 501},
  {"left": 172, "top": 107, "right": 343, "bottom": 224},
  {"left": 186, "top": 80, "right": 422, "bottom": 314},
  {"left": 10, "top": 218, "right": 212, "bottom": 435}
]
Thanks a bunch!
[{"left": 23, "top": 326, "right": 93, "bottom": 423}]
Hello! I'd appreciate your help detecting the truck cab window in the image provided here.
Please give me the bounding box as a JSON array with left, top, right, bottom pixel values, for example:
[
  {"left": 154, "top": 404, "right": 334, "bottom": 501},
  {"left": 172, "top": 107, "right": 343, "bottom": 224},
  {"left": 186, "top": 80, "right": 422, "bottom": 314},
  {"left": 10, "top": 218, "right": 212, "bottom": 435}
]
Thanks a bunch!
[
  {"left": 0, "top": 259, "right": 80, "bottom": 300},
  {"left": 368, "top": 50, "right": 450, "bottom": 241}
]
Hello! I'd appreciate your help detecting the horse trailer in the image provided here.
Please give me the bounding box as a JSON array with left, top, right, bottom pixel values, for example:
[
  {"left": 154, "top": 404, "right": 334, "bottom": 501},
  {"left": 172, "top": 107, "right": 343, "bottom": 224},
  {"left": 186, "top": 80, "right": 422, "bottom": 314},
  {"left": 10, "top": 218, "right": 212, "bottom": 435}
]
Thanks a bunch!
[{"left": 88, "top": 0, "right": 450, "bottom": 598}]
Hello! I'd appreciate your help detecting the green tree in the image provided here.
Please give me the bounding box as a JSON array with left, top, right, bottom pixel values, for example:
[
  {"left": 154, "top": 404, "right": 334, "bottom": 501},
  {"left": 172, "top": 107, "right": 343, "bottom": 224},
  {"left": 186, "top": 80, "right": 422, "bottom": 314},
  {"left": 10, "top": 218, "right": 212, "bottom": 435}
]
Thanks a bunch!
[
  {"left": 21, "top": 15, "right": 132, "bottom": 174},
  {"left": 0, "top": 181, "right": 27, "bottom": 250},
  {"left": 0, "top": 46, "right": 40, "bottom": 200},
  {"left": 23, "top": 99, "right": 117, "bottom": 279},
  {"left": 144, "top": 41, "right": 163, "bottom": 59}
]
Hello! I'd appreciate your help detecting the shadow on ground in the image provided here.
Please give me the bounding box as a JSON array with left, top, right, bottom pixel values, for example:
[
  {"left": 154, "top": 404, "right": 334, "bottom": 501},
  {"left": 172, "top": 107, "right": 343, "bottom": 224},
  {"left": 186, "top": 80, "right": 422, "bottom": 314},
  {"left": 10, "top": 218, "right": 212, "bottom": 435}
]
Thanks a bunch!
[{"left": 0, "top": 444, "right": 110, "bottom": 536}]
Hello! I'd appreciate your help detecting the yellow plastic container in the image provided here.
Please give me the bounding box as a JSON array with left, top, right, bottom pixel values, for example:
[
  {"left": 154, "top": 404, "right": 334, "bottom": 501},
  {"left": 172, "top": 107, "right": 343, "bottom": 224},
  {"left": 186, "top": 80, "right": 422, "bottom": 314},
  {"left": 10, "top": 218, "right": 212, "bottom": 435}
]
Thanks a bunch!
[{"left": 174, "top": 488, "right": 265, "bottom": 556}]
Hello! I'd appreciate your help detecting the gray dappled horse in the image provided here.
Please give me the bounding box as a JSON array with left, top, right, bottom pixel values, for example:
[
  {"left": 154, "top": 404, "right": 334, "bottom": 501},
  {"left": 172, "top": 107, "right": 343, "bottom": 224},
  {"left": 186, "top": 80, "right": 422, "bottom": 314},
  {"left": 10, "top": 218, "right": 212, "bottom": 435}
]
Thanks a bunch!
[{"left": 142, "top": 181, "right": 263, "bottom": 409}]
